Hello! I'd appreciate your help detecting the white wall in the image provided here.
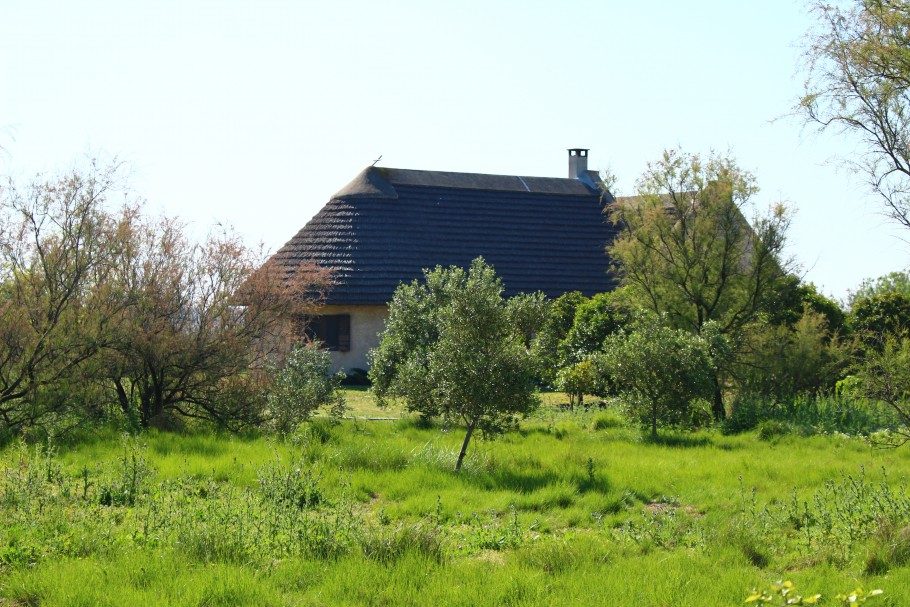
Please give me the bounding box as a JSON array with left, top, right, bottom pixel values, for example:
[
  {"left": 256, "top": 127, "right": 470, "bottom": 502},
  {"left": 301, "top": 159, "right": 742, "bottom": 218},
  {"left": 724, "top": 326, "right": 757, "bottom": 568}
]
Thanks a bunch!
[{"left": 320, "top": 304, "right": 388, "bottom": 374}]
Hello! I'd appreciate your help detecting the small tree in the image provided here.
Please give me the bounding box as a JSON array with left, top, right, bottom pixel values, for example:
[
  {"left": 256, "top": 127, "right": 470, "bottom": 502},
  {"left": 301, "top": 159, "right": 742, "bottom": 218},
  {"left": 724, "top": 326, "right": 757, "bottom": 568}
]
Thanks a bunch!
[
  {"left": 531, "top": 291, "right": 587, "bottom": 386},
  {"left": 558, "top": 290, "right": 635, "bottom": 366},
  {"left": 849, "top": 291, "right": 910, "bottom": 349},
  {"left": 99, "top": 210, "right": 331, "bottom": 429},
  {"left": 0, "top": 164, "right": 125, "bottom": 432},
  {"left": 598, "top": 317, "right": 718, "bottom": 438},
  {"left": 506, "top": 291, "right": 549, "bottom": 349},
  {"left": 736, "top": 307, "right": 850, "bottom": 400},
  {"left": 370, "top": 258, "right": 539, "bottom": 471},
  {"left": 855, "top": 337, "right": 910, "bottom": 446},
  {"left": 266, "top": 343, "right": 345, "bottom": 433},
  {"left": 555, "top": 359, "right": 599, "bottom": 409}
]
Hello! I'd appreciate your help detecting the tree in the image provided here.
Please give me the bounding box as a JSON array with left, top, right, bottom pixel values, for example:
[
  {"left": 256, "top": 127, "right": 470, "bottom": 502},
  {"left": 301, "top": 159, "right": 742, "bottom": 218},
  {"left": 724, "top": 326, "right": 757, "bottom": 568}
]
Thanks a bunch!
[
  {"left": 608, "top": 150, "right": 792, "bottom": 419},
  {"left": 369, "top": 257, "right": 539, "bottom": 472},
  {"left": 531, "top": 291, "right": 587, "bottom": 386},
  {"left": 736, "top": 307, "right": 850, "bottom": 400},
  {"left": 0, "top": 164, "right": 125, "bottom": 432},
  {"left": 855, "top": 337, "right": 910, "bottom": 445},
  {"left": 558, "top": 289, "right": 635, "bottom": 366},
  {"left": 799, "top": 0, "right": 910, "bottom": 231},
  {"left": 506, "top": 291, "right": 549, "bottom": 349},
  {"left": 849, "top": 270, "right": 910, "bottom": 306},
  {"left": 849, "top": 290, "right": 910, "bottom": 348},
  {"left": 99, "top": 210, "right": 331, "bottom": 429},
  {"left": 266, "top": 343, "right": 346, "bottom": 433},
  {"left": 598, "top": 317, "right": 718, "bottom": 438}
]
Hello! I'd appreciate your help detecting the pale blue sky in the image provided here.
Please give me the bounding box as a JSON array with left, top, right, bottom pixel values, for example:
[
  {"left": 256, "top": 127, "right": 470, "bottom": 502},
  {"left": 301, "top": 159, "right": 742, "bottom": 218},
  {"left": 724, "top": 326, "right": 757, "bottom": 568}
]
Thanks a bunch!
[{"left": 2, "top": 0, "right": 907, "bottom": 300}]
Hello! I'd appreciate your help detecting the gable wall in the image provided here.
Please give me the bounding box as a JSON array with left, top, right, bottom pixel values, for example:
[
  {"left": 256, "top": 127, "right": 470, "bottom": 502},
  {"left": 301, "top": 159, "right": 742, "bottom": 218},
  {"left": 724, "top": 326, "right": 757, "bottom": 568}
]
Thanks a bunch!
[{"left": 319, "top": 304, "right": 388, "bottom": 374}]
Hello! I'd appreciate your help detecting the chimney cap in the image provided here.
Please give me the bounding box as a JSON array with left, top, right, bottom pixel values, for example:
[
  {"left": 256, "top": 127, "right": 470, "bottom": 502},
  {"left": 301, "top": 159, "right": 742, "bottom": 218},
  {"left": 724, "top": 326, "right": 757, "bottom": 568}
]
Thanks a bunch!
[{"left": 567, "top": 148, "right": 589, "bottom": 156}]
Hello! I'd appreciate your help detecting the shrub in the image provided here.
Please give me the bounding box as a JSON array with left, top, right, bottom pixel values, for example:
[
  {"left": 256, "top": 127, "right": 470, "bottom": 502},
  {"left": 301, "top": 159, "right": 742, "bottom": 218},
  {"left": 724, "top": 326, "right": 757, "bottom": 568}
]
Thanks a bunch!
[
  {"left": 598, "top": 317, "right": 717, "bottom": 438},
  {"left": 257, "top": 455, "right": 323, "bottom": 510},
  {"left": 756, "top": 420, "right": 791, "bottom": 441},
  {"left": 266, "top": 344, "right": 346, "bottom": 434},
  {"left": 558, "top": 290, "right": 634, "bottom": 367},
  {"left": 555, "top": 359, "right": 599, "bottom": 409},
  {"left": 531, "top": 291, "right": 587, "bottom": 387},
  {"left": 736, "top": 307, "right": 849, "bottom": 400},
  {"left": 725, "top": 393, "right": 901, "bottom": 436},
  {"left": 98, "top": 435, "right": 153, "bottom": 507}
]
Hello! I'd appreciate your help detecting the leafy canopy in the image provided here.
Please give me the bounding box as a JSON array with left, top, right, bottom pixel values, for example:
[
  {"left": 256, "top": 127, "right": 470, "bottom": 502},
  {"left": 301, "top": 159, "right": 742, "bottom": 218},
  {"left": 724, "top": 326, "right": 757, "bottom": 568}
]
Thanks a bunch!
[
  {"left": 598, "top": 315, "right": 720, "bottom": 438},
  {"left": 369, "top": 257, "right": 539, "bottom": 471}
]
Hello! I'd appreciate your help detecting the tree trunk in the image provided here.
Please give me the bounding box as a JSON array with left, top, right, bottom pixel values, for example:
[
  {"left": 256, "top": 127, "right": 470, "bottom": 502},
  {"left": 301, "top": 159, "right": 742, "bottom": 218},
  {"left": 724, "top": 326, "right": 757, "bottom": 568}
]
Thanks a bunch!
[
  {"left": 651, "top": 404, "right": 658, "bottom": 440},
  {"left": 711, "top": 375, "right": 725, "bottom": 421},
  {"left": 455, "top": 419, "right": 477, "bottom": 473}
]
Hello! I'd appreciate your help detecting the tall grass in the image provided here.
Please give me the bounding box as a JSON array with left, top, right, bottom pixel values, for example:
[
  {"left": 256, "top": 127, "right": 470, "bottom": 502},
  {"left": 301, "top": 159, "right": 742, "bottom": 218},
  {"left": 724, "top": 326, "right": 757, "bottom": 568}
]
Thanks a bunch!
[{"left": 2, "top": 403, "right": 910, "bottom": 605}]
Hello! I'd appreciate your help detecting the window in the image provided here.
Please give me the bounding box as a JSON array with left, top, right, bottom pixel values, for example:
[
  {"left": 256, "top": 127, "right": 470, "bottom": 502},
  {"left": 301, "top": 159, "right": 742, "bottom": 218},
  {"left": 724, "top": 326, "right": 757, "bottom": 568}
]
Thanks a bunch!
[{"left": 302, "top": 314, "right": 351, "bottom": 352}]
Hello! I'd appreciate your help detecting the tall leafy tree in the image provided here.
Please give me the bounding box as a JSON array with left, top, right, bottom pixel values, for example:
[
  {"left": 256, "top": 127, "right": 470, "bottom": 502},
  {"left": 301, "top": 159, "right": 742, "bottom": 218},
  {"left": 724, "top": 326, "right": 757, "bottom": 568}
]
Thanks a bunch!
[
  {"left": 370, "top": 258, "right": 539, "bottom": 472},
  {"left": 800, "top": 0, "right": 910, "bottom": 231},
  {"left": 608, "top": 150, "right": 792, "bottom": 418}
]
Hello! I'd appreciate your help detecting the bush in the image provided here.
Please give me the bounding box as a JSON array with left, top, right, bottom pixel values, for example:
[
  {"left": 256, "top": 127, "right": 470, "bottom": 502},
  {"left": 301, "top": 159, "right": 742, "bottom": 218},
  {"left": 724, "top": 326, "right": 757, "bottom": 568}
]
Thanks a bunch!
[
  {"left": 598, "top": 317, "right": 717, "bottom": 438},
  {"left": 369, "top": 257, "right": 539, "bottom": 472},
  {"left": 756, "top": 420, "right": 791, "bottom": 441},
  {"left": 725, "top": 393, "right": 901, "bottom": 436},
  {"left": 737, "top": 307, "right": 849, "bottom": 400},
  {"left": 555, "top": 359, "right": 600, "bottom": 409},
  {"left": 558, "top": 291, "right": 634, "bottom": 367},
  {"left": 531, "top": 291, "right": 587, "bottom": 387},
  {"left": 266, "top": 344, "right": 346, "bottom": 434}
]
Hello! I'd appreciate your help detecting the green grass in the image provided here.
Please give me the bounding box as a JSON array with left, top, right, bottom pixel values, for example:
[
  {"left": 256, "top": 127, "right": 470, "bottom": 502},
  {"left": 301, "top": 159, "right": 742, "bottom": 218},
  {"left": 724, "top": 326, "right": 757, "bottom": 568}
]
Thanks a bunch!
[{"left": 1, "top": 392, "right": 909, "bottom": 606}]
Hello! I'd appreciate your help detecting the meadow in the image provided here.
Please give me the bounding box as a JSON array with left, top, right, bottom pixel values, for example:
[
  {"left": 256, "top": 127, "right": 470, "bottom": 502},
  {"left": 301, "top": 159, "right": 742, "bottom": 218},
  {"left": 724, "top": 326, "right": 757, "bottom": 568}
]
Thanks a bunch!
[{"left": 1, "top": 390, "right": 908, "bottom": 607}]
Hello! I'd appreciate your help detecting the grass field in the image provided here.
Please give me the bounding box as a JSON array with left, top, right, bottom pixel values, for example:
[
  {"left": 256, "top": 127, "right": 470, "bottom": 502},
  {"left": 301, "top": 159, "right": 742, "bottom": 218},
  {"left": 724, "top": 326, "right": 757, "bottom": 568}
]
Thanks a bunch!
[{"left": 1, "top": 390, "right": 909, "bottom": 606}]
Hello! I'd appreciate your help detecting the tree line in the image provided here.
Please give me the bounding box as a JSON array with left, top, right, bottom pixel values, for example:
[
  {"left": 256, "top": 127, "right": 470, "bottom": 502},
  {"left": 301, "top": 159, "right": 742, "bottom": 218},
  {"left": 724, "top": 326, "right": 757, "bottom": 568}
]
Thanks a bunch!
[
  {"left": 371, "top": 150, "right": 910, "bottom": 468},
  {"left": 0, "top": 163, "right": 333, "bottom": 438}
]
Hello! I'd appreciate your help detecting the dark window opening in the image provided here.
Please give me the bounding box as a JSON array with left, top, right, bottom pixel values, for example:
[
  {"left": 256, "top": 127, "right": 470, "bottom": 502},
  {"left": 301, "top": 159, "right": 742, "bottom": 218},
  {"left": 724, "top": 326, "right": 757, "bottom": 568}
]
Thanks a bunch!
[{"left": 302, "top": 314, "right": 351, "bottom": 352}]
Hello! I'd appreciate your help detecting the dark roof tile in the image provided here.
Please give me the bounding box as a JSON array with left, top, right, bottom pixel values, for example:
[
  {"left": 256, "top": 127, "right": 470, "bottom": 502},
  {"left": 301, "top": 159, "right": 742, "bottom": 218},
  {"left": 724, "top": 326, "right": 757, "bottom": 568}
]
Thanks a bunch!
[{"left": 268, "top": 166, "right": 619, "bottom": 304}]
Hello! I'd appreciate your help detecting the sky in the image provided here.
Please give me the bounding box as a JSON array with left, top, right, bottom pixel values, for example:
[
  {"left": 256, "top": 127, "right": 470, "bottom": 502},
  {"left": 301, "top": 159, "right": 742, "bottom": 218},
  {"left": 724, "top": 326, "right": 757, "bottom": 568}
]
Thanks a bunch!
[{"left": 1, "top": 0, "right": 908, "bottom": 301}]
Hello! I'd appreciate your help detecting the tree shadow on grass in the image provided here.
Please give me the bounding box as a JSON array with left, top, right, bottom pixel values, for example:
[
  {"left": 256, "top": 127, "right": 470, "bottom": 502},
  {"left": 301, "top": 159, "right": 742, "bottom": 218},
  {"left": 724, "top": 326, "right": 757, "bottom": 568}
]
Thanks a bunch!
[{"left": 643, "top": 433, "right": 713, "bottom": 448}]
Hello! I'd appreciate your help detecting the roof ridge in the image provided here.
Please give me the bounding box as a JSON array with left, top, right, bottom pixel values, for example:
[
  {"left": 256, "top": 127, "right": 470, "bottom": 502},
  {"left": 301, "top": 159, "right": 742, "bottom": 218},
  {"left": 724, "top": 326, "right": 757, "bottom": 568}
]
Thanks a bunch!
[{"left": 332, "top": 166, "right": 605, "bottom": 200}]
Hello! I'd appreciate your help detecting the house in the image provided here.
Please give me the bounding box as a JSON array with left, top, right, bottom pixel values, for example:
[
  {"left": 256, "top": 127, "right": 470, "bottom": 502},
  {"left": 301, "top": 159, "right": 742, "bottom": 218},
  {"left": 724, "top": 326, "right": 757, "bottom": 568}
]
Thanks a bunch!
[{"left": 264, "top": 149, "right": 619, "bottom": 373}]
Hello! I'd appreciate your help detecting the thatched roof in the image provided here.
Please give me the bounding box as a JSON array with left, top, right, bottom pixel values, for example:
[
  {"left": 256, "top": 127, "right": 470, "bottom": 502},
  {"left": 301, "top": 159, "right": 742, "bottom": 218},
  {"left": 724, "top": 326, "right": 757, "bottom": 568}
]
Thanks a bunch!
[{"left": 265, "top": 166, "right": 619, "bottom": 305}]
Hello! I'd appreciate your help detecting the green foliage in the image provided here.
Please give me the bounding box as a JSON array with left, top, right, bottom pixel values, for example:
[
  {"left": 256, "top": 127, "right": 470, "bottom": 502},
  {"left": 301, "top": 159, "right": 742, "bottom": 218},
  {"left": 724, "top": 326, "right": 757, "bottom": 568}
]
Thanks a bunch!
[
  {"left": 506, "top": 291, "right": 549, "bottom": 349},
  {"left": 737, "top": 307, "right": 850, "bottom": 400},
  {"left": 558, "top": 290, "right": 635, "bottom": 366},
  {"left": 98, "top": 435, "right": 152, "bottom": 507},
  {"left": 853, "top": 338, "right": 910, "bottom": 444},
  {"left": 724, "top": 393, "right": 901, "bottom": 436},
  {"left": 766, "top": 277, "right": 846, "bottom": 334},
  {"left": 849, "top": 291, "right": 910, "bottom": 349},
  {"left": 598, "top": 317, "right": 718, "bottom": 437},
  {"left": 256, "top": 453, "right": 323, "bottom": 510},
  {"left": 370, "top": 257, "right": 539, "bottom": 471},
  {"left": 850, "top": 270, "right": 910, "bottom": 305},
  {"left": 266, "top": 344, "right": 346, "bottom": 434},
  {"left": 530, "top": 291, "right": 587, "bottom": 387},
  {"left": 609, "top": 150, "right": 791, "bottom": 338},
  {"left": 555, "top": 359, "right": 600, "bottom": 409}
]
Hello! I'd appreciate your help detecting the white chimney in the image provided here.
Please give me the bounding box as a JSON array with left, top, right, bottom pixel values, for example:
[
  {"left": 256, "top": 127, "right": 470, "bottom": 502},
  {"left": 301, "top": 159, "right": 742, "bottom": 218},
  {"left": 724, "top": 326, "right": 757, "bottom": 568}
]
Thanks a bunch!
[{"left": 568, "top": 148, "right": 589, "bottom": 179}]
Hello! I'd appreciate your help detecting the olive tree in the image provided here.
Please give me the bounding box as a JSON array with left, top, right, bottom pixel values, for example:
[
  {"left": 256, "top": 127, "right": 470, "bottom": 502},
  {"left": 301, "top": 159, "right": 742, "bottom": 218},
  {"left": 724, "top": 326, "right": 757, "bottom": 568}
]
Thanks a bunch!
[{"left": 370, "top": 257, "right": 539, "bottom": 472}]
